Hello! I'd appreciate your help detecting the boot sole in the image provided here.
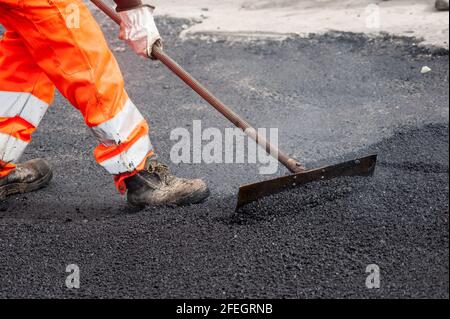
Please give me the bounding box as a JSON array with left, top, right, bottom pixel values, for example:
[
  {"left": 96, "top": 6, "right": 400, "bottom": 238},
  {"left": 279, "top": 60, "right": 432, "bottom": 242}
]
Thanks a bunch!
[
  {"left": 128, "top": 186, "right": 211, "bottom": 208},
  {"left": 174, "top": 186, "right": 211, "bottom": 206},
  {"left": 0, "top": 170, "right": 53, "bottom": 201}
]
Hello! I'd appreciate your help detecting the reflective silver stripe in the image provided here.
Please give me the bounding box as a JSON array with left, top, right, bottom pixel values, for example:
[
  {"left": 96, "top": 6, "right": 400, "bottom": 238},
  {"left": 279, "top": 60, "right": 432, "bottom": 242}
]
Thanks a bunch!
[
  {"left": 91, "top": 99, "right": 145, "bottom": 147},
  {"left": 0, "top": 91, "right": 49, "bottom": 127},
  {"left": 0, "top": 133, "right": 29, "bottom": 163},
  {"left": 99, "top": 135, "right": 152, "bottom": 175}
]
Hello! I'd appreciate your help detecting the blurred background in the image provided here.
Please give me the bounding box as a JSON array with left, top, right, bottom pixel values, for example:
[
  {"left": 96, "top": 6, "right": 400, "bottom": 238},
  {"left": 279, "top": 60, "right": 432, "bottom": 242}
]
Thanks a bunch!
[{"left": 137, "top": 0, "right": 449, "bottom": 48}]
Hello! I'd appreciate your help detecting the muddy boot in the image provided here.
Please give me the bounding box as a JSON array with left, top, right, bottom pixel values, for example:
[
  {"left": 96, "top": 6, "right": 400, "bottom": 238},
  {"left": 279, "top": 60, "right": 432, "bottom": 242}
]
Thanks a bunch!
[
  {"left": 125, "top": 160, "right": 210, "bottom": 207},
  {"left": 0, "top": 159, "right": 53, "bottom": 200}
]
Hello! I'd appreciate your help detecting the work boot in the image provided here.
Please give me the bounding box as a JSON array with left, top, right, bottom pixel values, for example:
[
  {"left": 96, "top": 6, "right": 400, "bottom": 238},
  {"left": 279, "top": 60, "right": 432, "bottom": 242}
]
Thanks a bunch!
[
  {"left": 0, "top": 159, "right": 53, "bottom": 200},
  {"left": 125, "top": 160, "right": 210, "bottom": 207}
]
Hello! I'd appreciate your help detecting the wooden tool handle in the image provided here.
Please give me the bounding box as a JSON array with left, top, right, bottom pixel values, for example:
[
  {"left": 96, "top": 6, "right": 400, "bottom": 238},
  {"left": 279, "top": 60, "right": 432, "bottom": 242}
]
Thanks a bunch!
[{"left": 90, "top": 0, "right": 305, "bottom": 173}]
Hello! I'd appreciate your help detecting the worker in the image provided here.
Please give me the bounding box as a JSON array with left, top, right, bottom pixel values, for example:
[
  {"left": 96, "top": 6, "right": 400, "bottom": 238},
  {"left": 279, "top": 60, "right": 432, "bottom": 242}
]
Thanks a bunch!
[{"left": 0, "top": 0, "right": 210, "bottom": 206}]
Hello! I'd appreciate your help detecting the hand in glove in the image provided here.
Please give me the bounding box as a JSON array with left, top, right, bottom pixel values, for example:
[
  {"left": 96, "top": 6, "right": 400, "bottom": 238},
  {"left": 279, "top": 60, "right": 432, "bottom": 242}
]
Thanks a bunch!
[{"left": 119, "top": 6, "right": 162, "bottom": 58}]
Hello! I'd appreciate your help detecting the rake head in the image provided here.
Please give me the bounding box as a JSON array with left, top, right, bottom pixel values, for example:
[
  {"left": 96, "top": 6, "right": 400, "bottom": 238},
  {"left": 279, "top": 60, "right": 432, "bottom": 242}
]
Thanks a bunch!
[{"left": 236, "top": 154, "right": 378, "bottom": 211}]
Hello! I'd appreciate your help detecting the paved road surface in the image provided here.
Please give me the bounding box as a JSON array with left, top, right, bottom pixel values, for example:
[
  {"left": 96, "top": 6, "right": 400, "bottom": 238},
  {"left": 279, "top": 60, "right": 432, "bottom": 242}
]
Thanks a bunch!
[{"left": 0, "top": 16, "right": 448, "bottom": 298}]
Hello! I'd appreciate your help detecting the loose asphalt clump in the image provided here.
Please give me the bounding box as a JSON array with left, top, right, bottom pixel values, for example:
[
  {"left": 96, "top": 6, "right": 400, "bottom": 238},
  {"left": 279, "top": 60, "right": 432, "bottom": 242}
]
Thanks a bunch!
[{"left": 235, "top": 123, "right": 449, "bottom": 223}]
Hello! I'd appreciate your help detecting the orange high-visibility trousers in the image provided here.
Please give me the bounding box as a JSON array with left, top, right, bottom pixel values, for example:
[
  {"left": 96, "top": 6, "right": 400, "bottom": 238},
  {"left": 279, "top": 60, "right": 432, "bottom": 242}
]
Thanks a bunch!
[{"left": 0, "top": 0, "right": 154, "bottom": 192}]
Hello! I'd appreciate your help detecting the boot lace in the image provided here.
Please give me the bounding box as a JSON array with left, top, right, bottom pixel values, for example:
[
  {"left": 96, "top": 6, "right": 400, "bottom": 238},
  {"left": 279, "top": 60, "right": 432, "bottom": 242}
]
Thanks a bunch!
[{"left": 146, "top": 162, "right": 172, "bottom": 184}]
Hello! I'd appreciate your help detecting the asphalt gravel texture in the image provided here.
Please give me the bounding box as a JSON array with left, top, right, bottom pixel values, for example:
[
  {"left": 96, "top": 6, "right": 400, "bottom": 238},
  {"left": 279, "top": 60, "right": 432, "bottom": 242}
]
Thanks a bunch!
[{"left": 0, "top": 13, "right": 448, "bottom": 298}]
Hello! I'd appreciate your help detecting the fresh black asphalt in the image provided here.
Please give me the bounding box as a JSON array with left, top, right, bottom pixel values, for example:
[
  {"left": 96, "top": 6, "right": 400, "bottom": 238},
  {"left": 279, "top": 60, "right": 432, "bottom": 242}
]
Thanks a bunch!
[{"left": 0, "top": 14, "right": 448, "bottom": 298}]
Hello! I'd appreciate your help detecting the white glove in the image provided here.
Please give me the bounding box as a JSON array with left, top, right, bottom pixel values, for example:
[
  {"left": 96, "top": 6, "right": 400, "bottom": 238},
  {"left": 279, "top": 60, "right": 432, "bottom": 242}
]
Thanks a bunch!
[{"left": 119, "top": 6, "right": 162, "bottom": 58}]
